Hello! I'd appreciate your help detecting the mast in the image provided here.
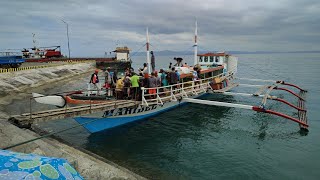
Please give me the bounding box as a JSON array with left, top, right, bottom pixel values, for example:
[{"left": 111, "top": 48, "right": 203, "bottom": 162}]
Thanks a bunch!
[
  {"left": 146, "top": 27, "right": 151, "bottom": 74},
  {"left": 32, "top": 33, "right": 37, "bottom": 49},
  {"left": 193, "top": 20, "right": 198, "bottom": 66}
]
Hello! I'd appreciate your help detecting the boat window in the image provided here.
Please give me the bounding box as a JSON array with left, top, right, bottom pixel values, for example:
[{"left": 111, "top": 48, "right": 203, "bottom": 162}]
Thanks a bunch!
[
  {"left": 210, "top": 56, "right": 214, "bottom": 62},
  {"left": 215, "top": 56, "right": 219, "bottom": 62},
  {"left": 199, "top": 56, "right": 203, "bottom": 62},
  {"left": 204, "top": 56, "right": 208, "bottom": 62}
]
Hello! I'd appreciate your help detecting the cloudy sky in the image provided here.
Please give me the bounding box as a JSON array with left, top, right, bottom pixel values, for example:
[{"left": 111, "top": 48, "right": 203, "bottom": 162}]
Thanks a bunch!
[{"left": 0, "top": 0, "right": 319, "bottom": 56}]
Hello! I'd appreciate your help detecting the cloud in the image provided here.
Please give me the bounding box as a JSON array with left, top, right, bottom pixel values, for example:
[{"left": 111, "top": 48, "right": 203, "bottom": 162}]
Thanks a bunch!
[{"left": 0, "top": 0, "right": 319, "bottom": 56}]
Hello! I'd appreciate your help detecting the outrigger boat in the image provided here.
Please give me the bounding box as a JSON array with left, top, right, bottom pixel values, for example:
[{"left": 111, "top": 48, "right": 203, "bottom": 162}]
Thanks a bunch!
[
  {"left": 32, "top": 22, "right": 308, "bottom": 133},
  {"left": 32, "top": 90, "right": 110, "bottom": 107}
]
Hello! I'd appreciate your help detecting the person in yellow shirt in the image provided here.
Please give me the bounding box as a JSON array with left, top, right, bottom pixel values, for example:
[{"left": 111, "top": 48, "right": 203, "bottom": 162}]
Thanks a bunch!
[{"left": 115, "top": 77, "right": 124, "bottom": 99}]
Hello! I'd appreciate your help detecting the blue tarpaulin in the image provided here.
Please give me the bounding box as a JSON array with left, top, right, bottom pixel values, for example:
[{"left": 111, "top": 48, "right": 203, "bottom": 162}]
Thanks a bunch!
[{"left": 0, "top": 150, "right": 84, "bottom": 180}]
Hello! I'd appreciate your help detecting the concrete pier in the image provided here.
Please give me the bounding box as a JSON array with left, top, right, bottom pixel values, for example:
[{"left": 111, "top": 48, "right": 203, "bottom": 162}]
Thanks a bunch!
[
  {"left": 0, "top": 62, "right": 147, "bottom": 179},
  {"left": 0, "top": 120, "right": 146, "bottom": 179}
]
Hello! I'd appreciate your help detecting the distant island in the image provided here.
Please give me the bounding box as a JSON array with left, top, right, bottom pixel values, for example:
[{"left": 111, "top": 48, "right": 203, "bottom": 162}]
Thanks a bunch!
[{"left": 130, "top": 50, "right": 320, "bottom": 56}]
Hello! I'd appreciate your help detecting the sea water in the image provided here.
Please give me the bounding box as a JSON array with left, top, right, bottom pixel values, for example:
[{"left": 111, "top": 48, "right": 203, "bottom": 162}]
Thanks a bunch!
[{"left": 5, "top": 53, "right": 320, "bottom": 179}]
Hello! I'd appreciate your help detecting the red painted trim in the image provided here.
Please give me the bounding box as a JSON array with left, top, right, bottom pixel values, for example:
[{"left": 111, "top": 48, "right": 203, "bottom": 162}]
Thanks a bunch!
[
  {"left": 274, "top": 98, "right": 306, "bottom": 112},
  {"left": 252, "top": 106, "right": 308, "bottom": 127},
  {"left": 274, "top": 87, "right": 305, "bottom": 101},
  {"left": 282, "top": 82, "right": 306, "bottom": 92},
  {"left": 65, "top": 96, "right": 107, "bottom": 105}
]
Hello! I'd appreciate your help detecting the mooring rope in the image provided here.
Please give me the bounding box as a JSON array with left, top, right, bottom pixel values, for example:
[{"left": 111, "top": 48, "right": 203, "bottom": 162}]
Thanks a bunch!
[
  {"left": 149, "top": 43, "right": 194, "bottom": 62},
  {"left": 2, "top": 118, "right": 103, "bottom": 150},
  {"left": 130, "top": 43, "right": 146, "bottom": 58}
]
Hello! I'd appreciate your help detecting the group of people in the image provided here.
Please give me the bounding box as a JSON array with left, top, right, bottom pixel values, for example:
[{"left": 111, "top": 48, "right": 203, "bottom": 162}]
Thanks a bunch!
[
  {"left": 90, "top": 67, "right": 143, "bottom": 100},
  {"left": 90, "top": 58, "right": 202, "bottom": 100}
]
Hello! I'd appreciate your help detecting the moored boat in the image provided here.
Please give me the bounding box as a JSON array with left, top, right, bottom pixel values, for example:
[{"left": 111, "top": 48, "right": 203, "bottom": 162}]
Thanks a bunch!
[
  {"left": 32, "top": 22, "right": 308, "bottom": 134},
  {"left": 72, "top": 22, "right": 239, "bottom": 133}
]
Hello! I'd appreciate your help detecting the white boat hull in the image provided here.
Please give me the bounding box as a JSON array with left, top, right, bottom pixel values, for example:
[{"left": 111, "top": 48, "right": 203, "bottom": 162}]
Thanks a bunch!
[{"left": 32, "top": 93, "right": 66, "bottom": 107}]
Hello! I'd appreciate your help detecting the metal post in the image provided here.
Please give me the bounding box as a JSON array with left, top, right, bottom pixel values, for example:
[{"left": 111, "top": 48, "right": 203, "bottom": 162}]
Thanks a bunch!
[
  {"left": 156, "top": 87, "right": 159, "bottom": 104},
  {"left": 66, "top": 25, "right": 70, "bottom": 60},
  {"left": 62, "top": 20, "right": 71, "bottom": 60},
  {"left": 194, "top": 21, "right": 198, "bottom": 66},
  {"left": 146, "top": 27, "right": 151, "bottom": 74},
  {"left": 170, "top": 86, "right": 173, "bottom": 101}
]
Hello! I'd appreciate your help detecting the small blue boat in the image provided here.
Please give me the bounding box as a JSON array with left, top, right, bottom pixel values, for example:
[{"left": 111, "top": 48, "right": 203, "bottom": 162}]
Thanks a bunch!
[{"left": 0, "top": 54, "right": 25, "bottom": 68}]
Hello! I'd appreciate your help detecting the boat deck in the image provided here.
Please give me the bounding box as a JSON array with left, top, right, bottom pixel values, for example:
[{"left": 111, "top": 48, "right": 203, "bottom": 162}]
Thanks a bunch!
[{"left": 9, "top": 72, "right": 231, "bottom": 128}]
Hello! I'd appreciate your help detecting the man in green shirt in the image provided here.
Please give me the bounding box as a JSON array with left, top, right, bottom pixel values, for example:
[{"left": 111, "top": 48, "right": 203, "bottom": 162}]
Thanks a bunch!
[{"left": 130, "top": 73, "right": 140, "bottom": 100}]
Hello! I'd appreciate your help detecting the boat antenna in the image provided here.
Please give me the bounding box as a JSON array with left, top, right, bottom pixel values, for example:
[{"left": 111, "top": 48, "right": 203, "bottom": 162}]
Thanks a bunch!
[
  {"left": 146, "top": 27, "right": 151, "bottom": 74},
  {"left": 193, "top": 20, "right": 198, "bottom": 66}
]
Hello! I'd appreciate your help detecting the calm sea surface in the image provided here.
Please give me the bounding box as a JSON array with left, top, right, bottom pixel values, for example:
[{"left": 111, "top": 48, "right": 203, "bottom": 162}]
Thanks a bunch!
[{"left": 5, "top": 53, "right": 320, "bottom": 179}]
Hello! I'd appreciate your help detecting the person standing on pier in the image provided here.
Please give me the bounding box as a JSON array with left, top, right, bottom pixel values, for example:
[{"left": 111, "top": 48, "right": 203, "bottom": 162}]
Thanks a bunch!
[
  {"left": 154, "top": 71, "right": 161, "bottom": 87},
  {"left": 104, "top": 67, "right": 113, "bottom": 97},
  {"left": 151, "top": 51, "right": 155, "bottom": 72},
  {"left": 130, "top": 72, "right": 140, "bottom": 100},
  {"left": 148, "top": 72, "right": 157, "bottom": 98},
  {"left": 139, "top": 63, "right": 148, "bottom": 76},
  {"left": 115, "top": 77, "right": 124, "bottom": 99},
  {"left": 169, "top": 67, "right": 178, "bottom": 91},
  {"left": 159, "top": 69, "right": 168, "bottom": 86},
  {"left": 123, "top": 74, "right": 131, "bottom": 99},
  {"left": 90, "top": 69, "right": 101, "bottom": 95}
]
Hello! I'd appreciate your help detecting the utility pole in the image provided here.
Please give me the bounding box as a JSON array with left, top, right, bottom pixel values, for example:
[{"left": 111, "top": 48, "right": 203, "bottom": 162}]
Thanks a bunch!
[{"left": 61, "top": 20, "right": 70, "bottom": 59}]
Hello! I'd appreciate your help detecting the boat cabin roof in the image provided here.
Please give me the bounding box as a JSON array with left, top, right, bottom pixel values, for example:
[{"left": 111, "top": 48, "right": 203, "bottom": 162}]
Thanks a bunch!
[
  {"left": 180, "top": 66, "right": 224, "bottom": 79},
  {"left": 197, "top": 52, "right": 229, "bottom": 57},
  {"left": 113, "top": 46, "right": 131, "bottom": 53}
]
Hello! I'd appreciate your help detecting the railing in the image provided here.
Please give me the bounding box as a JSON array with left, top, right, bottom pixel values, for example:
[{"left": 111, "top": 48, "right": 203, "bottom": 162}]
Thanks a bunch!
[
  {"left": 141, "top": 70, "right": 235, "bottom": 106},
  {"left": 25, "top": 69, "right": 236, "bottom": 119}
]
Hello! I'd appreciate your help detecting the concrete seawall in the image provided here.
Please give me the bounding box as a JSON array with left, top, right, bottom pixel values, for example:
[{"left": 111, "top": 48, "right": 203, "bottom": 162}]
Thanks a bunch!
[
  {"left": 0, "top": 63, "right": 146, "bottom": 179},
  {"left": 0, "top": 62, "right": 94, "bottom": 98}
]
